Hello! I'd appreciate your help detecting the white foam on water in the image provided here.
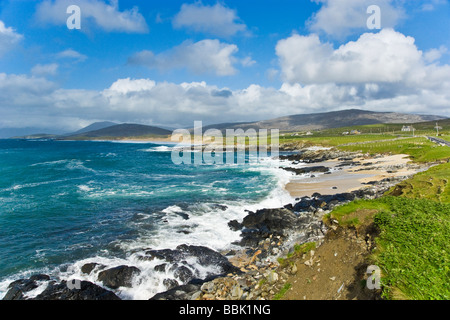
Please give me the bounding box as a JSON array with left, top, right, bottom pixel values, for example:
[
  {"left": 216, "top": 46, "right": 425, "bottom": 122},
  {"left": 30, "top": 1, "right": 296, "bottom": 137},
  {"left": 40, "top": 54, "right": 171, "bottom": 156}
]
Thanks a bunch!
[
  {"left": 140, "top": 146, "right": 174, "bottom": 152},
  {"left": 0, "top": 154, "right": 300, "bottom": 300},
  {"left": 77, "top": 185, "right": 93, "bottom": 192}
]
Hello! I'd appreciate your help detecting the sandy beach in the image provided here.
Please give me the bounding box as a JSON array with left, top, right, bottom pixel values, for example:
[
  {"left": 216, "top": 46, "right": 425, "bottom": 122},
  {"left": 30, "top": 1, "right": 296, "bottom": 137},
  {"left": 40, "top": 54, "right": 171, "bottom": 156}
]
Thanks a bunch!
[{"left": 285, "top": 154, "right": 424, "bottom": 198}]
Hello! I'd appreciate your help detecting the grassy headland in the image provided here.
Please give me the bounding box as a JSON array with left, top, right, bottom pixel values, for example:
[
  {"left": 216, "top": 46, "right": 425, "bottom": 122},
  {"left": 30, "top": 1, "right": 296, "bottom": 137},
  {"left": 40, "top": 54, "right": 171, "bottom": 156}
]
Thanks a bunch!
[{"left": 278, "top": 121, "right": 450, "bottom": 300}]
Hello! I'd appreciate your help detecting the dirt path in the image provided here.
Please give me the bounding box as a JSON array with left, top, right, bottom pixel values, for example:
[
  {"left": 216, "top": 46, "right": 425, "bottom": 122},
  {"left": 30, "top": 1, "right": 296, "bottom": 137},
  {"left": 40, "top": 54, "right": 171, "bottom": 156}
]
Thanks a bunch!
[{"left": 281, "top": 214, "right": 382, "bottom": 300}]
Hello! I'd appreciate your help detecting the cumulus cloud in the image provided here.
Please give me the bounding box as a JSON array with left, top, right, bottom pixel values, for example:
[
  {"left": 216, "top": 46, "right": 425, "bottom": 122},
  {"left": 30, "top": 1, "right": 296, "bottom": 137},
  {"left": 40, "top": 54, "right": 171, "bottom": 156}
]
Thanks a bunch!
[
  {"left": 308, "top": 0, "right": 403, "bottom": 38},
  {"left": 0, "top": 20, "right": 23, "bottom": 57},
  {"left": 35, "top": 0, "right": 148, "bottom": 33},
  {"left": 277, "top": 29, "right": 429, "bottom": 85},
  {"left": 1, "top": 71, "right": 449, "bottom": 133},
  {"left": 1, "top": 28, "right": 449, "bottom": 132},
  {"left": 107, "top": 78, "right": 156, "bottom": 94},
  {"left": 128, "top": 39, "right": 240, "bottom": 76},
  {"left": 173, "top": 2, "right": 248, "bottom": 38}
]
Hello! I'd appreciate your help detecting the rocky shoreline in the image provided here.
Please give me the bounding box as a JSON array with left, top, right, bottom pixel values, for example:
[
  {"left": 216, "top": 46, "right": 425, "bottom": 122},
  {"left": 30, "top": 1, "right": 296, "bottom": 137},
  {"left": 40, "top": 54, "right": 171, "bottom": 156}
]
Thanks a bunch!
[{"left": 2, "top": 148, "right": 423, "bottom": 301}]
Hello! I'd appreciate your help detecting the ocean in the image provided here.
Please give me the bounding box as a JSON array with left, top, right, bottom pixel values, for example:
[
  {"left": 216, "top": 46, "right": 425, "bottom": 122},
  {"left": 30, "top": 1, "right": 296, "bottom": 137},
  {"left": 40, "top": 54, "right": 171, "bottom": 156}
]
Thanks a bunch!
[{"left": 0, "top": 139, "right": 293, "bottom": 299}]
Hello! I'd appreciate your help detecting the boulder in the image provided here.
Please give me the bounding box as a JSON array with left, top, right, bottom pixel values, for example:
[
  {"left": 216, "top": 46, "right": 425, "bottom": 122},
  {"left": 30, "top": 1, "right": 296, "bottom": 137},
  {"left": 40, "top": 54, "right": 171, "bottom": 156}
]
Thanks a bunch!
[
  {"left": 3, "top": 274, "right": 52, "bottom": 300},
  {"left": 143, "top": 245, "right": 240, "bottom": 277},
  {"left": 81, "top": 262, "right": 104, "bottom": 275},
  {"left": 283, "top": 166, "right": 329, "bottom": 175},
  {"left": 34, "top": 280, "right": 120, "bottom": 300},
  {"left": 97, "top": 265, "right": 141, "bottom": 289},
  {"left": 150, "top": 283, "right": 202, "bottom": 300},
  {"left": 3, "top": 274, "right": 120, "bottom": 300},
  {"left": 241, "top": 208, "right": 298, "bottom": 235}
]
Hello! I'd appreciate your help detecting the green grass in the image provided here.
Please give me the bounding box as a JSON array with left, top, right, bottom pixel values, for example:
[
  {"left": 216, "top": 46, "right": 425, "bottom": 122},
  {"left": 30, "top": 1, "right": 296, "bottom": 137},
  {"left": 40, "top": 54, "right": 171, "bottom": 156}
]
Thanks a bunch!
[
  {"left": 338, "top": 137, "right": 450, "bottom": 162},
  {"left": 324, "top": 199, "right": 390, "bottom": 227},
  {"left": 281, "top": 132, "right": 450, "bottom": 163},
  {"left": 371, "top": 197, "right": 450, "bottom": 300},
  {"left": 279, "top": 134, "right": 398, "bottom": 147},
  {"left": 326, "top": 196, "right": 450, "bottom": 300},
  {"left": 277, "top": 242, "right": 316, "bottom": 267},
  {"left": 386, "top": 163, "right": 450, "bottom": 203},
  {"left": 273, "top": 283, "right": 292, "bottom": 300}
]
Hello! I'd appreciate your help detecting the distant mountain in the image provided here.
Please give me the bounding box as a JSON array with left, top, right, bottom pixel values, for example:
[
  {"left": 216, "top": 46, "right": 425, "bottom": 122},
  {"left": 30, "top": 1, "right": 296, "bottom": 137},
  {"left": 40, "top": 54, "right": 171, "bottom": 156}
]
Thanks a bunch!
[
  {"left": 65, "top": 121, "right": 117, "bottom": 136},
  {"left": 62, "top": 123, "right": 172, "bottom": 140},
  {"left": 5, "top": 109, "right": 447, "bottom": 140},
  {"left": 200, "top": 109, "right": 447, "bottom": 133},
  {"left": 1, "top": 127, "right": 64, "bottom": 139},
  {"left": 9, "top": 133, "right": 59, "bottom": 140},
  {"left": 5, "top": 122, "right": 117, "bottom": 139}
]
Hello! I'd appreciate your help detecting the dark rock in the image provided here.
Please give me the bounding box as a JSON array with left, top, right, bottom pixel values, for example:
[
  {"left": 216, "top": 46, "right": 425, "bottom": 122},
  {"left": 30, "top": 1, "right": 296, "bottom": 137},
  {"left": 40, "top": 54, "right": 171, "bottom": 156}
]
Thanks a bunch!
[
  {"left": 171, "top": 265, "right": 194, "bottom": 283},
  {"left": 81, "top": 263, "right": 104, "bottom": 275},
  {"left": 34, "top": 280, "right": 120, "bottom": 300},
  {"left": 97, "top": 265, "right": 141, "bottom": 289},
  {"left": 3, "top": 275, "right": 120, "bottom": 300},
  {"left": 3, "top": 279, "right": 39, "bottom": 300},
  {"left": 163, "top": 278, "right": 179, "bottom": 290},
  {"left": 228, "top": 219, "right": 243, "bottom": 231},
  {"left": 142, "top": 249, "right": 184, "bottom": 263},
  {"left": 29, "top": 274, "right": 50, "bottom": 282},
  {"left": 150, "top": 283, "right": 201, "bottom": 300},
  {"left": 142, "top": 245, "right": 240, "bottom": 284},
  {"left": 280, "top": 150, "right": 359, "bottom": 164},
  {"left": 237, "top": 208, "right": 301, "bottom": 247},
  {"left": 175, "top": 245, "right": 240, "bottom": 275},
  {"left": 3, "top": 274, "right": 52, "bottom": 300},
  {"left": 283, "top": 166, "right": 329, "bottom": 175},
  {"left": 242, "top": 208, "right": 298, "bottom": 234},
  {"left": 154, "top": 263, "right": 167, "bottom": 272},
  {"left": 176, "top": 212, "right": 190, "bottom": 220}
]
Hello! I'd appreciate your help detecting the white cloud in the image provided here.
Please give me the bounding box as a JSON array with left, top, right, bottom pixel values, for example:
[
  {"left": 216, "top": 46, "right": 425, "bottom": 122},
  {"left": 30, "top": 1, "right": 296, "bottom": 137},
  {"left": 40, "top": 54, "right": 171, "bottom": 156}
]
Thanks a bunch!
[
  {"left": 31, "top": 63, "right": 59, "bottom": 77},
  {"left": 240, "top": 56, "right": 256, "bottom": 67},
  {"left": 107, "top": 78, "right": 156, "bottom": 94},
  {"left": 308, "top": 0, "right": 403, "bottom": 38},
  {"left": 2, "top": 29, "right": 450, "bottom": 132},
  {"left": 35, "top": 0, "right": 148, "bottom": 33},
  {"left": 128, "top": 39, "right": 239, "bottom": 76},
  {"left": 56, "top": 49, "right": 87, "bottom": 62},
  {"left": 1, "top": 72, "right": 449, "bottom": 133},
  {"left": 0, "top": 20, "right": 23, "bottom": 57},
  {"left": 173, "top": 3, "right": 248, "bottom": 38},
  {"left": 276, "top": 29, "right": 426, "bottom": 85},
  {"left": 424, "top": 46, "right": 448, "bottom": 63}
]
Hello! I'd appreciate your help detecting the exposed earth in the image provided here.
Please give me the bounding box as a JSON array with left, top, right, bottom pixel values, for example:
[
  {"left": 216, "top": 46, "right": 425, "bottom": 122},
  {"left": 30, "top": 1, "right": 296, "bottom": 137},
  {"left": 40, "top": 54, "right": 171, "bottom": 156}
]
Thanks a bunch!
[{"left": 282, "top": 211, "right": 382, "bottom": 300}]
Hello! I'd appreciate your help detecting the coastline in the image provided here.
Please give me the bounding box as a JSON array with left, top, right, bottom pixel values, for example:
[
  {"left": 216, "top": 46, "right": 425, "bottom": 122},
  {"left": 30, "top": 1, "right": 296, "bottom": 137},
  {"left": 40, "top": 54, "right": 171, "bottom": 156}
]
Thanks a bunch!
[
  {"left": 1, "top": 146, "right": 431, "bottom": 301},
  {"left": 149, "top": 148, "right": 430, "bottom": 300},
  {"left": 285, "top": 153, "right": 426, "bottom": 198}
]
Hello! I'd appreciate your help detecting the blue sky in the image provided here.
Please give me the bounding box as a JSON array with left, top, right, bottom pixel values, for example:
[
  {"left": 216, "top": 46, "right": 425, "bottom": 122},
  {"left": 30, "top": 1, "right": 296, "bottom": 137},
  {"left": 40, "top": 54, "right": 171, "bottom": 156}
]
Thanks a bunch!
[{"left": 0, "top": 0, "right": 449, "bottom": 134}]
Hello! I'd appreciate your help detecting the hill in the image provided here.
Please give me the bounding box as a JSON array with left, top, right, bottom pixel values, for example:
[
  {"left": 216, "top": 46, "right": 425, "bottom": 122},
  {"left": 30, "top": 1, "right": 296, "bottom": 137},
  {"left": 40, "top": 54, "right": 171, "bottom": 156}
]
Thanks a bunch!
[
  {"left": 200, "top": 109, "right": 447, "bottom": 133},
  {"left": 61, "top": 123, "right": 172, "bottom": 140},
  {"left": 65, "top": 121, "right": 117, "bottom": 136}
]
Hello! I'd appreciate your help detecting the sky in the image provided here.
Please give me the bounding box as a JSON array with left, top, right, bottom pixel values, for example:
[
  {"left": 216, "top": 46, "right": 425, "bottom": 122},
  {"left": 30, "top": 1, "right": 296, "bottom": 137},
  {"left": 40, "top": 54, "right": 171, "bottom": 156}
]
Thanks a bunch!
[{"left": 0, "top": 0, "right": 449, "bottom": 135}]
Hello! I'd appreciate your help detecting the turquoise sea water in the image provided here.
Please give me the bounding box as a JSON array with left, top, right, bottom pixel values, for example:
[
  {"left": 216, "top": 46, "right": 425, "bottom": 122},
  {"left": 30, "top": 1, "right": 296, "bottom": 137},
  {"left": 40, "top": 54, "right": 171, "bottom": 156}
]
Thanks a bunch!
[{"left": 0, "top": 140, "right": 292, "bottom": 299}]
